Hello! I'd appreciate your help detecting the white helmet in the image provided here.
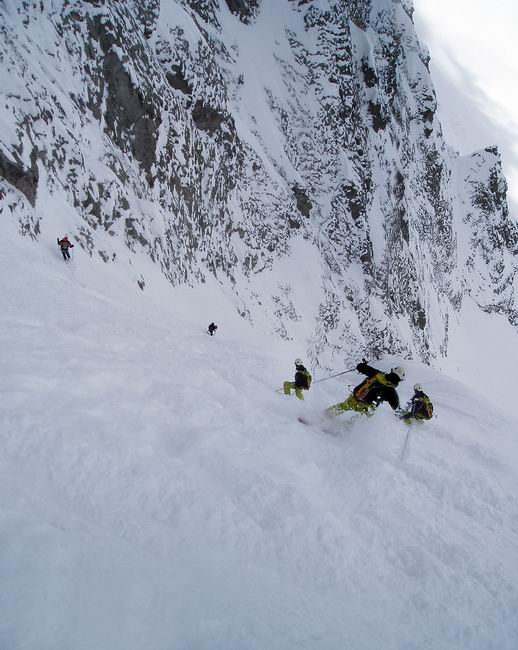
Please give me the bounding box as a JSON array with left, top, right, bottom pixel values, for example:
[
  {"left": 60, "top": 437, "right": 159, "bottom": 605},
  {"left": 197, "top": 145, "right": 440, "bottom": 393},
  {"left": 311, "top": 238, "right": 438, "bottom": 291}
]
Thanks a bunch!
[
  {"left": 294, "top": 358, "right": 303, "bottom": 366},
  {"left": 391, "top": 366, "right": 405, "bottom": 380},
  {"left": 414, "top": 383, "right": 424, "bottom": 392}
]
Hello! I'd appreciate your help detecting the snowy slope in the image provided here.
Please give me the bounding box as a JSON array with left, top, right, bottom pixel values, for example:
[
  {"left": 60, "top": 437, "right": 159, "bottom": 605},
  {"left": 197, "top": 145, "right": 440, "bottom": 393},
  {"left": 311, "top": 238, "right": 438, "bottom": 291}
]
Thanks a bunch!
[{"left": 2, "top": 223, "right": 518, "bottom": 649}]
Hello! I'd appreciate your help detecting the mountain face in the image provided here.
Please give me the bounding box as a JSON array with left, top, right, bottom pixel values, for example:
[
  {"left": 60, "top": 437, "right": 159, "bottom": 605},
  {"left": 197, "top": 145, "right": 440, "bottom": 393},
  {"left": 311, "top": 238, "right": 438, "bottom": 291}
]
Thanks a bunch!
[{"left": 1, "top": 0, "right": 517, "bottom": 368}]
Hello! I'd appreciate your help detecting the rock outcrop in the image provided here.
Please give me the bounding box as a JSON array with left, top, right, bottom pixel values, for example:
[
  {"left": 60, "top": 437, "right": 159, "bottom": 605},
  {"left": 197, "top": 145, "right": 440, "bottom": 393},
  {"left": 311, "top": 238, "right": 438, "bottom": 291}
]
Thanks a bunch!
[{"left": 0, "top": 0, "right": 516, "bottom": 368}]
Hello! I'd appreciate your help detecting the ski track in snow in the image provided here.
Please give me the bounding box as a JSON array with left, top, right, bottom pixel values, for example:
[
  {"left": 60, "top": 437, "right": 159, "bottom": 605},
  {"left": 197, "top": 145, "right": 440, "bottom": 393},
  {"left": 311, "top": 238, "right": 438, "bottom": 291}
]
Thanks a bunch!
[{"left": 1, "top": 232, "right": 518, "bottom": 649}]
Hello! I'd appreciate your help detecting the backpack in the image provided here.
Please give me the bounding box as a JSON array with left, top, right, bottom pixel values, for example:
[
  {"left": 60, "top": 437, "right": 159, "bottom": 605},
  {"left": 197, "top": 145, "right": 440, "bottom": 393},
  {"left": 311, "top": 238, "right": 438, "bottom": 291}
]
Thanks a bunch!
[
  {"left": 354, "top": 372, "right": 392, "bottom": 402},
  {"left": 295, "top": 369, "right": 311, "bottom": 390},
  {"left": 415, "top": 396, "right": 433, "bottom": 420}
]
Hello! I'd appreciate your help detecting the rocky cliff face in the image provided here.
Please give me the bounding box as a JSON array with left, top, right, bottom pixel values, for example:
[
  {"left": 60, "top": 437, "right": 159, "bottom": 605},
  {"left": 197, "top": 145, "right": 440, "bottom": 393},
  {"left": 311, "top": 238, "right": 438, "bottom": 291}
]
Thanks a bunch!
[{"left": 1, "top": 0, "right": 517, "bottom": 368}]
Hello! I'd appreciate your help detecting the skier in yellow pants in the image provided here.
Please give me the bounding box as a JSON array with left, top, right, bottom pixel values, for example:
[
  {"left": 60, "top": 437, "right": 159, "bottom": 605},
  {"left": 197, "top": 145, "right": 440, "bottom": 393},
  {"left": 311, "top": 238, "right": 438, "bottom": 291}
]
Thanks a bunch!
[
  {"left": 327, "top": 361, "right": 405, "bottom": 416},
  {"left": 283, "top": 359, "right": 312, "bottom": 400},
  {"left": 326, "top": 394, "right": 375, "bottom": 416}
]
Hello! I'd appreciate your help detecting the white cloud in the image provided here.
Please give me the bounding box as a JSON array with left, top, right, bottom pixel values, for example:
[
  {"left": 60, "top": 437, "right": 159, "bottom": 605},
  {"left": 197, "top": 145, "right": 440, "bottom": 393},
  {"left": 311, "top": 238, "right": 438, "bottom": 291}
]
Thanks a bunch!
[{"left": 413, "top": 0, "right": 518, "bottom": 214}]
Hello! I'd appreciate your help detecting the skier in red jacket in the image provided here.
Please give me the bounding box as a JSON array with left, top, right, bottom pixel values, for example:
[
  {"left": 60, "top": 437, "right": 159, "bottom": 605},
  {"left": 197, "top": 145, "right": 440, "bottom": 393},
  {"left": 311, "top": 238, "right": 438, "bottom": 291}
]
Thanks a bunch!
[{"left": 57, "top": 236, "right": 74, "bottom": 261}]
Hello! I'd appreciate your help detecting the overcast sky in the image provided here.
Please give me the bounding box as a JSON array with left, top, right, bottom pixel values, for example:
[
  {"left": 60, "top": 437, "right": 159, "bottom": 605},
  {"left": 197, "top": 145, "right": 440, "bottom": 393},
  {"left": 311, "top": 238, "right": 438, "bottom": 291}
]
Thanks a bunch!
[{"left": 413, "top": 0, "right": 518, "bottom": 214}]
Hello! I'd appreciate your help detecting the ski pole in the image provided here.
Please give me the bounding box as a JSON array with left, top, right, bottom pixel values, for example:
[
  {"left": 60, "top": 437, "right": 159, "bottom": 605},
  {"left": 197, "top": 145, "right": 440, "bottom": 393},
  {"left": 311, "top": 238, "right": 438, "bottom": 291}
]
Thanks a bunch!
[
  {"left": 400, "top": 426, "right": 411, "bottom": 461},
  {"left": 312, "top": 367, "right": 357, "bottom": 385},
  {"left": 275, "top": 367, "right": 357, "bottom": 392}
]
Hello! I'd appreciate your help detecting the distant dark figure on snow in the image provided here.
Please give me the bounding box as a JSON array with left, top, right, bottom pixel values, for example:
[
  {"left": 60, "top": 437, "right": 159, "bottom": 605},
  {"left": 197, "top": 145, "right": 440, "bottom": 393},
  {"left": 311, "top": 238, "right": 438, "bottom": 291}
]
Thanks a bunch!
[
  {"left": 208, "top": 322, "right": 218, "bottom": 336},
  {"left": 57, "top": 236, "right": 74, "bottom": 261},
  {"left": 400, "top": 384, "right": 434, "bottom": 423}
]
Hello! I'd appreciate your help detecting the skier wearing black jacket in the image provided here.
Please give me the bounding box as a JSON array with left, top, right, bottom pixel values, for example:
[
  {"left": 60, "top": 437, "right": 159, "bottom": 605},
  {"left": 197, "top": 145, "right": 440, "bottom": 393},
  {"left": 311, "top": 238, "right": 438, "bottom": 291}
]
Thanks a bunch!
[
  {"left": 327, "top": 361, "right": 405, "bottom": 416},
  {"left": 400, "top": 384, "right": 433, "bottom": 422},
  {"left": 283, "top": 359, "right": 312, "bottom": 400}
]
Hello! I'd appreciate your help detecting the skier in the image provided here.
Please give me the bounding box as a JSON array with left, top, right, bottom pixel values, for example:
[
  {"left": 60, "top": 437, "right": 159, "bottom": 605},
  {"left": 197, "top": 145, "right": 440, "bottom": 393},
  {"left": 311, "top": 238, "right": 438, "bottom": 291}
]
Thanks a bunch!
[
  {"left": 327, "top": 360, "right": 405, "bottom": 416},
  {"left": 57, "top": 235, "right": 74, "bottom": 261},
  {"left": 400, "top": 384, "right": 434, "bottom": 422},
  {"left": 283, "top": 358, "right": 312, "bottom": 400},
  {"left": 207, "top": 322, "right": 218, "bottom": 336}
]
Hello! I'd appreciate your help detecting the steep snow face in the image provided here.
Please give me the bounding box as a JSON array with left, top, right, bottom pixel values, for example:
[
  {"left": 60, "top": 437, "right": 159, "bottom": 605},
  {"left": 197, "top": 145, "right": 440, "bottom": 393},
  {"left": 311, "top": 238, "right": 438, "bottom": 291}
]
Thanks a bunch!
[
  {"left": 0, "top": 0, "right": 517, "bottom": 368},
  {"left": 1, "top": 223, "right": 518, "bottom": 650}
]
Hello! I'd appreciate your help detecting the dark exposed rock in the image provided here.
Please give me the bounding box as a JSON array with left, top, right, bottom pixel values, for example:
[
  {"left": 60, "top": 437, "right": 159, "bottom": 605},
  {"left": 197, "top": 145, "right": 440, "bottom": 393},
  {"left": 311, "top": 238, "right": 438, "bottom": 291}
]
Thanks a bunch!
[
  {"left": 422, "top": 107, "right": 434, "bottom": 123},
  {"left": 82, "top": 192, "right": 103, "bottom": 229},
  {"left": 423, "top": 151, "right": 450, "bottom": 236},
  {"left": 224, "top": 0, "right": 260, "bottom": 23},
  {"left": 183, "top": 0, "right": 221, "bottom": 26},
  {"left": 102, "top": 50, "right": 161, "bottom": 182},
  {"left": 166, "top": 65, "right": 193, "bottom": 95},
  {"left": 368, "top": 101, "right": 387, "bottom": 132},
  {"left": 91, "top": 32, "right": 160, "bottom": 184},
  {"left": 87, "top": 15, "right": 118, "bottom": 54},
  {"left": 103, "top": 52, "right": 143, "bottom": 128},
  {"left": 343, "top": 182, "right": 364, "bottom": 221},
  {"left": 348, "top": 0, "right": 372, "bottom": 30},
  {"left": 77, "top": 227, "right": 95, "bottom": 255},
  {"left": 413, "top": 303, "right": 427, "bottom": 330},
  {"left": 292, "top": 186, "right": 312, "bottom": 217},
  {"left": 394, "top": 170, "right": 409, "bottom": 243},
  {"left": 359, "top": 245, "right": 372, "bottom": 266},
  {"left": 125, "top": 217, "right": 149, "bottom": 249},
  {"left": 361, "top": 58, "right": 377, "bottom": 88},
  {"left": 192, "top": 99, "right": 225, "bottom": 133},
  {"left": 133, "top": 115, "right": 158, "bottom": 184},
  {"left": 0, "top": 148, "right": 39, "bottom": 207},
  {"left": 136, "top": 0, "right": 160, "bottom": 39}
]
